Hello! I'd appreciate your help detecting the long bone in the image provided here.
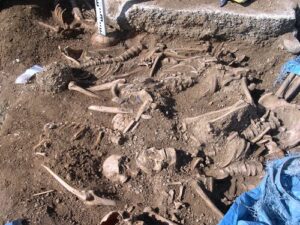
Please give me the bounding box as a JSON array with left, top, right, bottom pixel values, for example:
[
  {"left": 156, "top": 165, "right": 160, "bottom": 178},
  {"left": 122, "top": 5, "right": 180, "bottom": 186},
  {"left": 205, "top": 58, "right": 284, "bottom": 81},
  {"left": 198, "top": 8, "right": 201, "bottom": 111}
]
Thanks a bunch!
[
  {"left": 42, "top": 165, "right": 116, "bottom": 206},
  {"left": 68, "top": 81, "right": 100, "bottom": 99},
  {"left": 284, "top": 76, "right": 300, "bottom": 101},
  {"left": 275, "top": 73, "right": 295, "bottom": 98}
]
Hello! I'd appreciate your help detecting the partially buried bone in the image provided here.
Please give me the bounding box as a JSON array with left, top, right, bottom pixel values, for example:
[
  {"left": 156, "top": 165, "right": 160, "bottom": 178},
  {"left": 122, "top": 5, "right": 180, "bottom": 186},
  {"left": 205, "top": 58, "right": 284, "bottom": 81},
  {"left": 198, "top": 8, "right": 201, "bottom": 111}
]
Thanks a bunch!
[
  {"left": 217, "top": 132, "right": 249, "bottom": 168},
  {"left": 284, "top": 76, "right": 300, "bottom": 101},
  {"left": 89, "top": 106, "right": 133, "bottom": 114},
  {"left": 102, "top": 155, "right": 129, "bottom": 183},
  {"left": 68, "top": 81, "right": 100, "bottom": 99},
  {"left": 42, "top": 165, "right": 116, "bottom": 206},
  {"left": 87, "top": 79, "right": 126, "bottom": 92},
  {"left": 190, "top": 180, "right": 224, "bottom": 220},
  {"left": 205, "top": 160, "right": 263, "bottom": 180},
  {"left": 275, "top": 73, "right": 295, "bottom": 98},
  {"left": 112, "top": 114, "right": 132, "bottom": 132},
  {"left": 241, "top": 77, "right": 254, "bottom": 105},
  {"left": 183, "top": 100, "right": 254, "bottom": 143},
  {"left": 259, "top": 92, "right": 300, "bottom": 111},
  {"left": 242, "top": 111, "right": 280, "bottom": 142},
  {"left": 144, "top": 207, "right": 179, "bottom": 225},
  {"left": 136, "top": 147, "right": 177, "bottom": 174}
]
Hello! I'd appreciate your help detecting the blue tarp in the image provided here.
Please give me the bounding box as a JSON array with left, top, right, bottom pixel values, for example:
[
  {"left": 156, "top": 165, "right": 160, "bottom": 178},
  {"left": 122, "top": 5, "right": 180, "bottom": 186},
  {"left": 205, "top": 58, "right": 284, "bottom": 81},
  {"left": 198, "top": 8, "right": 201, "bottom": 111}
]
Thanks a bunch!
[
  {"left": 276, "top": 56, "right": 300, "bottom": 84},
  {"left": 218, "top": 155, "right": 300, "bottom": 225}
]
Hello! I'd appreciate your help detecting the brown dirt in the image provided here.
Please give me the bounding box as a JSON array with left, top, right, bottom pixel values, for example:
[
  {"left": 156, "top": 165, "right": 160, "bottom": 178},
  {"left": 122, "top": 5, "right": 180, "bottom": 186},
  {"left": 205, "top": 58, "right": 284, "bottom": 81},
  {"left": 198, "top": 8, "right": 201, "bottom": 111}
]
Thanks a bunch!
[{"left": 0, "top": 1, "right": 299, "bottom": 225}]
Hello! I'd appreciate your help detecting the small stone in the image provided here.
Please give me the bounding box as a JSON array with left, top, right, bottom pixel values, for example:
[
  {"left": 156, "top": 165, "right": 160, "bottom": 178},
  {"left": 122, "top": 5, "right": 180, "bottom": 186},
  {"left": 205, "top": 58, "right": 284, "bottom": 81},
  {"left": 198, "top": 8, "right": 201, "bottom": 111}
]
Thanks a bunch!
[{"left": 282, "top": 32, "right": 300, "bottom": 54}]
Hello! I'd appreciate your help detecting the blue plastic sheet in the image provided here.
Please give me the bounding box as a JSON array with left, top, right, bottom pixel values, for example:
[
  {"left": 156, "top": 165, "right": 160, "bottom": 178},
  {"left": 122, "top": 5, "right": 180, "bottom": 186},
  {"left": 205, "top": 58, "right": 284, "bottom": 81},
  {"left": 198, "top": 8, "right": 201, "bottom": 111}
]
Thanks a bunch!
[
  {"left": 276, "top": 56, "right": 300, "bottom": 84},
  {"left": 218, "top": 155, "right": 300, "bottom": 225}
]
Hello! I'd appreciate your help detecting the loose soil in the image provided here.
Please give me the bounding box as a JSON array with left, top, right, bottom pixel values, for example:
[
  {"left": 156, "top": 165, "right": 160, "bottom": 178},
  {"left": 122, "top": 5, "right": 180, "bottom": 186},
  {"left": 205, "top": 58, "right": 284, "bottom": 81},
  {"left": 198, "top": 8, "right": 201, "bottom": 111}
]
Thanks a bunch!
[{"left": 0, "top": 1, "right": 299, "bottom": 225}]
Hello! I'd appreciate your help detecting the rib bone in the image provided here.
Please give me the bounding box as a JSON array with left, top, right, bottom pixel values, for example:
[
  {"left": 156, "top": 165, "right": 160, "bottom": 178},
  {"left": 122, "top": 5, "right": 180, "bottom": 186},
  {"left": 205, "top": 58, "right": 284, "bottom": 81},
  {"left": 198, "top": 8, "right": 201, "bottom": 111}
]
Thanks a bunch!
[{"left": 42, "top": 165, "right": 116, "bottom": 206}]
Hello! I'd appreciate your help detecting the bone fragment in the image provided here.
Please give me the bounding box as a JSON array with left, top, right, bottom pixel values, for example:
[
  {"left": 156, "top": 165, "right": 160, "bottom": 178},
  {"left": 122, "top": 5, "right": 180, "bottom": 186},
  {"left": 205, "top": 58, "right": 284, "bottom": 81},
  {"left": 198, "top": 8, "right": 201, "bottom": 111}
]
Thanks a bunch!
[
  {"left": 87, "top": 79, "right": 126, "bottom": 92},
  {"left": 72, "top": 126, "right": 88, "bottom": 141},
  {"left": 210, "top": 73, "right": 218, "bottom": 93},
  {"left": 68, "top": 81, "right": 100, "bottom": 99},
  {"left": 144, "top": 207, "right": 179, "bottom": 225},
  {"left": 42, "top": 165, "right": 116, "bottom": 206},
  {"left": 69, "top": 0, "right": 83, "bottom": 21},
  {"left": 191, "top": 180, "right": 224, "bottom": 220},
  {"left": 250, "top": 126, "right": 271, "bottom": 143},
  {"left": 33, "top": 190, "right": 55, "bottom": 197},
  {"left": 88, "top": 106, "right": 133, "bottom": 114},
  {"left": 241, "top": 77, "right": 254, "bottom": 105},
  {"left": 275, "top": 73, "right": 295, "bottom": 98},
  {"left": 93, "top": 129, "right": 104, "bottom": 148},
  {"left": 149, "top": 53, "right": 164, "bottom": 77},
  {"left": 284, "top": 76, "right": 300, "bottom": 101},
  {"left": 177, "top": 185, "right": 185, "bottom": 201}
]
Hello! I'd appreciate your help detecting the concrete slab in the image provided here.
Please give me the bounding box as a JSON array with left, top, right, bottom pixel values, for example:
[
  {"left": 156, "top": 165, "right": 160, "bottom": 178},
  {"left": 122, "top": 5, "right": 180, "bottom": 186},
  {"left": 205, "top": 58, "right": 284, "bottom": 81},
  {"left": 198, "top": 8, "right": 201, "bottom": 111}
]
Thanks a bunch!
[{"left": 104, "top": 0, "right": 297, "bottom": 41}]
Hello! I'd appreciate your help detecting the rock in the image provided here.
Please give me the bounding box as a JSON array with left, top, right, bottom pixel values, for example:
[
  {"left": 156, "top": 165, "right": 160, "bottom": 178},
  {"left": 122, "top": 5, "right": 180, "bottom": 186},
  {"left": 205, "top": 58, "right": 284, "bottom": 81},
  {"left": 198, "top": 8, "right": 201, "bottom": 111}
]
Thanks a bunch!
[
  {"left": 35, "top": 62, "right": 73, "bottom": 93},
  {"left": 282, "top": 32, "right": 300, "bottom": 54}
]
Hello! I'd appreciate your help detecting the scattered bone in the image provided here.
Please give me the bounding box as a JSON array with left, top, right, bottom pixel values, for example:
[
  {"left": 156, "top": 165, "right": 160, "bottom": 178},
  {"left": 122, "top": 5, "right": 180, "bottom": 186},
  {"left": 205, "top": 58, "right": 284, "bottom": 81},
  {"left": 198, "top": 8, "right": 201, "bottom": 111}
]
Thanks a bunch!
[
  {"left": 112, "top": 114, "right": 133, "bottom": 132},
  {"left": 87, "top": 79, "right": 126, "bottom": 92},
  {"left": 241, "top": 77, "right": 254, "bottom": 105},
  {"left": 177, "top": 185, "right": 185, "bottom": 201},
  {"left": 35, "top": 152, "right": 47, "bottom": 157},
  {"left": 168, "top": 189, "right": 175, "bottom": 204},
  {"left": 210, "top": 73, "right": 218, "bottom": 93},
  {"left": 149, "top": 53, "right": 164, "bottom": 77},
  {"left": 88, "top": 106, "right": 133, "bottom": 114},
  {"left": 284, "top": 76, "right": 300, "bottom": 101},
  {"left": 37, "top": 21, "right": 60, "bottom": 33},
  {"left": 42, "top": 165, "right": 116, "bottom": 206},
  {"left": 68, "top": 81, "right": 100, "bottom": 99},
  {"left": 71, "top": 125, "right": 88, "bottom": 141},
  {"left": 92, "top": 129, "right": 104, "bottom": 148},
  {"left": 100, "top": 211, "right": 123, "bottom": 225},
  {"left": 275, "top": 73, "right": 295, "bottom": 98},
  {"left": 191, "top": 180, "right": 224, "bottom": 220},
  {"left": 205, "top": 160, "right": 263, "bottom": 180},
  {"left": 144, "top": 207, "right": 179, "bottom": 225},
  {"left": 102, "top": 155, "right": 129, "bottom": 183},
  {"left": 69, "top": 0, "right": 83, "bottom": 21},
  {"left": 33, "top": 190, "right": 55, "bottom": 197},
  {"left": 136, "top": 147, "right": 177, "bottom": 174}
]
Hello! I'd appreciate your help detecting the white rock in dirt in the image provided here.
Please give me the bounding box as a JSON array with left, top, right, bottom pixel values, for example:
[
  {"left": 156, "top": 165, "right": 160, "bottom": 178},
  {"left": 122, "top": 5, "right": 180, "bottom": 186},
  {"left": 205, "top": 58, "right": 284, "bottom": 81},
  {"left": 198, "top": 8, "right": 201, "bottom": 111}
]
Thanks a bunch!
[
  {"left": 102, "top": 155, "right": 129, "bottom": 183},
  {"left": 136, "top": 147, "right": 177, "bottom": 174},
  {"left": 282, "top": 32, "right": 300, "bottom": 54}
]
